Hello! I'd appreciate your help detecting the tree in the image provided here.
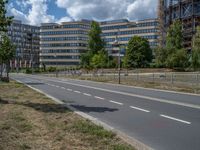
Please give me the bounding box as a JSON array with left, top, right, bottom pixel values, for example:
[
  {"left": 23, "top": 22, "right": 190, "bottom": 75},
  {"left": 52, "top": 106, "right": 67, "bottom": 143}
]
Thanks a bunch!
[
  {"left": 155, "top": 20, "right": 190, "bottom": 69},
  {"left": 0, "top": 0, "right": 13, "bottom": 33},
  {"left": 80, "top": 51, "right": 93, "bottom": 70},
  {"left": 0, "top": 35, "right": 15, "bottom": 79},
  {"left": 0, "top": 0, "right": 14, "bottom": 80},
  {"left": 165, "top": 48, "right": 189, "bottom": 69},
  {"left": 123, "top": 36, "right": 152, "bottom": 68},
  {"left": 166, "top": 20, "right": 183, "bottom": 50},
  {"left": 91, "top": 50, "right": 108, "bottom": 69},
  {"left": 192, "top": 26, "right": 200, "bottom": 71},
  {"left": 154, "top": 47, "right": 168, "bottom": 67},
  {"left": 81, "top": 21, "right": 106, "bottom": 69},
  {"left": 88, "top": 21, "right": 105, "bottom": 54}
]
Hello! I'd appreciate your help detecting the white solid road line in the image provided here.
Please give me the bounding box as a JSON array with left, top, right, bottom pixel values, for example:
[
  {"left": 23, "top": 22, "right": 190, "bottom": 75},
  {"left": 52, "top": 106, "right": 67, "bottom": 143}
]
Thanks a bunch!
[
  {"left": 74, "top": 90, "right": 81, "bottom": 94},
  {"left": 94, "top": 96, "right": 105, "bottom": 100},
  {"left": 83, "top": 93, "right": 92, "bottom": 96},
  {"left": 109, "top": 100, "right": 123, "bottom": 105},
  {"left": 130, "top": 106, "right": 150, "bottom": 113},
  {"left": 160, "top": 114, "right": 191, "bottom": 125}
]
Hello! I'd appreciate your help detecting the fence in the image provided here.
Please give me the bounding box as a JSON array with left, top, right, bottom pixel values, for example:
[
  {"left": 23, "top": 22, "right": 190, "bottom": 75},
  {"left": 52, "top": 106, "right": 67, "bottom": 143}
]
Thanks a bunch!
[{"left": 41, "top": 70, "right": 200, "bottom": 92}]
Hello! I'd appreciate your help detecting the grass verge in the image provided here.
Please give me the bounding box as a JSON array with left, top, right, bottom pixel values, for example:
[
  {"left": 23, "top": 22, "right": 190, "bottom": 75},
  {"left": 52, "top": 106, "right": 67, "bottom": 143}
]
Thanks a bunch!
[{"left": 0, "top": 80, "right": 135, "bottom": 150}]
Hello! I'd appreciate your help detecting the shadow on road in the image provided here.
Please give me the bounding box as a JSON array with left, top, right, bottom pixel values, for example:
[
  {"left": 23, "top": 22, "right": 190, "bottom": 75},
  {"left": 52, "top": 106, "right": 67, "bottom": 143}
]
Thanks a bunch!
[
  {"left": 70, "top": 104, "right": 118, "bottom": 113},
  {"left": 25, "top": 82, "right": 45, "bottom": 85}
]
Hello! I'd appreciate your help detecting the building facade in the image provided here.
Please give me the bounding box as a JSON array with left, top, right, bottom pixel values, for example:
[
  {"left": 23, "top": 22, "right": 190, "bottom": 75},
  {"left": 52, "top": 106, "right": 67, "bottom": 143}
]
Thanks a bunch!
[
  {"left": 40, "top": 20, "right": 91, "bottom": 67},
  {"left": 8, "top": 20, "right": 40, "bottom": 69},
  {"left": 100, "top": 19, "right": 159, "bottom": 56},
  {"left": 158, "top": 0, "right": 200, "bottom": 49},
  {"left": 40, "top": 19, "right": 159, "bottom": 67}
]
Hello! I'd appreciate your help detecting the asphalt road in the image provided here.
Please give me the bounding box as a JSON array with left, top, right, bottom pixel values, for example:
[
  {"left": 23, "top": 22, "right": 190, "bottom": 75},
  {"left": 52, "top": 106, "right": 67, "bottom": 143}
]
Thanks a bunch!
[{"left": 11, "top": 74, "right": 200, "bottom": 150}]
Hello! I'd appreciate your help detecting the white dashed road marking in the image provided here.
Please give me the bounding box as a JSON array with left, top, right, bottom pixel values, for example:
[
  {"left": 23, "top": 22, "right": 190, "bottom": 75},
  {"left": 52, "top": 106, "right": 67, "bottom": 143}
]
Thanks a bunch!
[
  {"left": 94, "top": 96, "right": 105, "bottom": 100},
  {"left": 74, "top": 91, "right": 81, "bottom": 94},
  {"left": 130, "top": 106, "right": 150, "bottom": 113},
  {"left": 109, "top": 100, "right": 123, "bottom": 105},
  {"left": 160, "top": 114, "right": 191, "bottom": 125},
  {"left": 67, "top": 89, "right": 72, "bottom": 91},
  {"left": 83, "top": 93, "right": 92, "bottom": 96}
]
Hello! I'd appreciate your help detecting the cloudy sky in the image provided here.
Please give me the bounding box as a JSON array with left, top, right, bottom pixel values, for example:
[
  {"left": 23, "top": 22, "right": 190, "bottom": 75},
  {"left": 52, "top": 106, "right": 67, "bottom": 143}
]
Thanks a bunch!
[{"left": 7, "top": 0, "right": 158, "bottom": 26}]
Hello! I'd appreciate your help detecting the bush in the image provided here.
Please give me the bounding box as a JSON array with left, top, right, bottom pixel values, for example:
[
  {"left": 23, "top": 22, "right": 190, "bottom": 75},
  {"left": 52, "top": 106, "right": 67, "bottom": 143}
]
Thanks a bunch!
[
  {"left": 34, "top": 68, "right": 41, "bottom": 73},
  {"left": 1, "top": 77, "right": 9, "bottom": 82},
  {"left": 25, "top": 68, "right": 32, "bottom": 74},
  {"left": 47, "top": 67, "right": 56, "bottom": 72}
]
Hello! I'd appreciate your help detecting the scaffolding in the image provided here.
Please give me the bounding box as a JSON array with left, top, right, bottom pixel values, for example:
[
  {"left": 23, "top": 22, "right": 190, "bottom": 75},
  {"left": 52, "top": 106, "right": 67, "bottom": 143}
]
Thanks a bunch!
[{"left": 158, "top": 0, "right": 200, "bottom": 50}]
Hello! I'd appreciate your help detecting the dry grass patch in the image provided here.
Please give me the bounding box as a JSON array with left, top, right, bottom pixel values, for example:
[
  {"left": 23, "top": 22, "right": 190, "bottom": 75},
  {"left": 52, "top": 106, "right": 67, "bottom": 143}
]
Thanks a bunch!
[{"left": 0, "top": 81, "right": 135, "bottom": 150}]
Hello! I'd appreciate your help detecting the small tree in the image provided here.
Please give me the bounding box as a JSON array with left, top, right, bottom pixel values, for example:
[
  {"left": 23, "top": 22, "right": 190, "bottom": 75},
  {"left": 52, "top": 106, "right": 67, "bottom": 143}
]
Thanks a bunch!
[
  {"left": 91, "top": 50, "right": 107, "bottom": 69},
  {"left": 166, "top": 20, "right": 183, "bottom": 50},
  {"left": 81, "top": 21, "right": 107, "bottom": 70},
  {"left": 156, "top": 20, "right": 190, "bottom": 70},
  {"left": 0, "top": 0, "right": 14, "bottom": 80},
  {"left": 165, "top": 48, "right": 189, "bottom": 70},
  {"left": 123, "top": 36, "right": 152, "bottom": 68},
  {"left": 88, "top": 21, "right": 105, "bottom": 54},
  {"left": 0, "top": 0, "right": 13, "bottom": 33},
  {"left": 192, "top": 26, "right": 200, "bottom": 71},
  {"left": 80, "top": 51, "right": 93, "bottom": 70},
  {"left": 0, "top": 35, "right": 15, "bottom": 80},
  {"left": 154, "top": 47, "right": 168, "bottom": 67}
]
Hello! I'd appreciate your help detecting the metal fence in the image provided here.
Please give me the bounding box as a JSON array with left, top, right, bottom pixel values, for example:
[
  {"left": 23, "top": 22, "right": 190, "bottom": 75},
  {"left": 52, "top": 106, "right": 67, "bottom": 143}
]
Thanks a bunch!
[{"left": 41, "top": 70, "right": 200, "bottom": 89}]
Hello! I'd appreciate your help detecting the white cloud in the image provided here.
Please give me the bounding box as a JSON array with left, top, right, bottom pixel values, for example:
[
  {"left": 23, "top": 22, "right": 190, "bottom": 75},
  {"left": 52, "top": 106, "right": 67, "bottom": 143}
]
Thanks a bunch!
[
  {"left": 56, "top": 0, "right": 158, "bottom": 21},
  {"left": 8, "top": 0, "right": 158, "bottom": 26},
  {"left": 56, "top": 16, "right": 72, "bottom": 23},
  {"left": 8, "top": 0, "right": 55, "bottom": 25},
  {"left": 127, "top": 0, "right": 157, "bottom": 20}
]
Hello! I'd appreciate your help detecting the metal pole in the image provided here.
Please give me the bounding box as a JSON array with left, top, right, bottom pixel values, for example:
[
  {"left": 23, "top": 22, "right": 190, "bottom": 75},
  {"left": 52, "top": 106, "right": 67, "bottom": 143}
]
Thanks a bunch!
[{"left": 118, "top": 48, "right": 121, "bottom": 84}]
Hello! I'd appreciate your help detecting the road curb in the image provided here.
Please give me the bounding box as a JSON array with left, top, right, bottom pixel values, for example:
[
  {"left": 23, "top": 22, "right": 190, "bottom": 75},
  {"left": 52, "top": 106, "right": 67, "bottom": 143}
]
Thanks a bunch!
[{"left": 13, "top": 78, "right": 153, "bottom": 150}]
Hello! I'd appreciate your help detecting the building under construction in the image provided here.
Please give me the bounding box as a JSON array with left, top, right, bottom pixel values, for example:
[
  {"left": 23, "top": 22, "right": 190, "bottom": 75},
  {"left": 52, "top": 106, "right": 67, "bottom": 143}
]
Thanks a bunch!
[{"left": 158, "top": 0, "right": 200, "bottom": 50}]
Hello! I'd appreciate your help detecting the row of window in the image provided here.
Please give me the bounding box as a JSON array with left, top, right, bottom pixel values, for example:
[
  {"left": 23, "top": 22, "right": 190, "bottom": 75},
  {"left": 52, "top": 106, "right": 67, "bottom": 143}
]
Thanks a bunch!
[
  {"left": 40, "top": 43, "right": 87, "bottom": 48},
  {"left": 100, "top": 22, "right": 158, "bottom": 31},
  {"left": 43, "top": 62, "right": 79, "bottom": 65},
  {"left": 40, "top": 30, "right": 88, "bottom": 36},
  {"left": 136, "top": 22, "right": 158, "bottom": 27},
  {"left": 103, "top": 35, "right": 158, "bottom": 42},
  {"left": 105, "top": 41, "right": 158, "bottom": 48},
  {"left": 102, "top": 29, "right": 158, "bottom": 36},
  {"left": 41, "top": 24, "right": 90, "bottom": 30},
  {"left": 41, "top": 36, "right": 88, "bottom": 42},
  {"left": 41, "top": 56, "right": 80, "bottom": 59},
  {"left": 101, "top": 25, "right": 128, "bottom": 30},
  {"left": 41, "top": 49, "right": 84, "bottom": 53}
]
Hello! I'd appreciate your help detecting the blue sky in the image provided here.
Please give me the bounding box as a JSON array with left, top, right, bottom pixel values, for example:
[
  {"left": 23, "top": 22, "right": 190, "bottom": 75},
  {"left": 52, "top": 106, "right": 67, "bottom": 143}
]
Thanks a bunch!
[{"left": 7, "top": 0, "right": 158, "bottom": 25}]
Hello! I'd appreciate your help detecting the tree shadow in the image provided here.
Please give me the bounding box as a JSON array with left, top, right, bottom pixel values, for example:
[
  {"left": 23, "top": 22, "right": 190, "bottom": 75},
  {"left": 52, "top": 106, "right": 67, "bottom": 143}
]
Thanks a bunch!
[
  {"left": 0, "top": 99, "right": 119, "bottom": 114},
  {"left": 70, "top": 104, "right": 119, "bottom": 113},
  {"left": 0, "top": 98, "right": 70, "bottom": 113}
]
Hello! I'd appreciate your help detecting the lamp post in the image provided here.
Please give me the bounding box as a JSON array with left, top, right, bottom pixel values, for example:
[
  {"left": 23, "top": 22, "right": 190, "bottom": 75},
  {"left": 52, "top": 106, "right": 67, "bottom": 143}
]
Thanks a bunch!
[
  {"left": 113, "top": 29, "right": 121, "bottom": 84},
  {"left": 54, "top": 53, "right": 58, "bottom": 77}
]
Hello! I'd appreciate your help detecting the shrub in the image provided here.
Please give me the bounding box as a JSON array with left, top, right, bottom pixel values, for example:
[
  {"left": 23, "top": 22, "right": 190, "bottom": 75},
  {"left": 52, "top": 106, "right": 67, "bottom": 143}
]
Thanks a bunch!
[{"left": 25, "top": 68, "right": 32, "bottom": 74}]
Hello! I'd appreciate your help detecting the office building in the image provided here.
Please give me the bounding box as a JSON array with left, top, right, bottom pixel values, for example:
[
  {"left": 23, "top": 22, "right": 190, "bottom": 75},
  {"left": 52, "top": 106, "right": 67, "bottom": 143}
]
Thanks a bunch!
[
  {"left": 158, "top": 0, "right": 200, "bottom": 49},
  {"left": 100, "top": 19, "right": 159, "bottom": 56},
  {"left": 40, "top": 20, "right": 91, "bottom": 67},
  {"left": 8, "top": 20, "right": 40, "bottom": 69}
]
